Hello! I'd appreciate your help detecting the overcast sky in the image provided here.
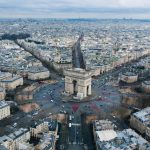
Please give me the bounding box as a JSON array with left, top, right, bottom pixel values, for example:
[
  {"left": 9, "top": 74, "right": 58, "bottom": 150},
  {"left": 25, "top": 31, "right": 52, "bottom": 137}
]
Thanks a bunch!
[{"left": 0, "top": 0, "right": 150, "bottom": 19}]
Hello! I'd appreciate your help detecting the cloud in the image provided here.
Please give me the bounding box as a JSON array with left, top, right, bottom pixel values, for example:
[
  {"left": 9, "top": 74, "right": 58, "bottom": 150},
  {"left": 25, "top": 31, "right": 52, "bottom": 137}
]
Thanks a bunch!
[
  {"left": 118, "top": 0, "right": 150, "bottom": 8},
  {"left": 0, "top": 0, "right": 150, "bottom": 18}
]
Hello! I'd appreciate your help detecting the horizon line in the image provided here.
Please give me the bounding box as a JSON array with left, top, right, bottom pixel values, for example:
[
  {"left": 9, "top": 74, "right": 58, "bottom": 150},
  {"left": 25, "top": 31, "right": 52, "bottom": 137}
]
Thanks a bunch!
[{"left": 0, "top": 17, "right": 150, "bottom": 20}]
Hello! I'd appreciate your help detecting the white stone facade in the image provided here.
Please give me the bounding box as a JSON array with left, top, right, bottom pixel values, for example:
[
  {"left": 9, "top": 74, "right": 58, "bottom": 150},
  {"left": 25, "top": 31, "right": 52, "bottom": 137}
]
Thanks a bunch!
[
  {"left": 142, "top": 81, "right": 150, "bottom": 93},
  {"left": 0, "top": 100, "right": 10, "bottom": 120},
  {"left": 28, "top": 67, "right": 50, "bottom": 80},
  {"left": 0, "top": 75, "right": 23, "bottom": 90},
  {"left": 130, "top": 107, "right": 150, "bottom": 137},
  {"left": 120, "top": 72, "right": 138, "bottom": 83},
  {"left": 64, "top": 68, "right": 92, "bottom": 98},
  {"left": 0, "top": 128, "right": 30, "bottom": 150},
  {"left": 30, "top": 122, "right": 49, "bottom": 138},
  {"left": 0, "top": 87, "right": 5, "bottom": 100}
]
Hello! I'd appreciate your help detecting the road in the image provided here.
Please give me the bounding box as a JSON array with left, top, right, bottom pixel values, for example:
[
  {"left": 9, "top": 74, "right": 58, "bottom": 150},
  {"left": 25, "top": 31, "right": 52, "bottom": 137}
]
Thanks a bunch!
[
  {"left": 1, "top": 55, "right": 149, "bottom": 148},
  {"left": 68, "top": 114, "right": 82, "bottom": 144}
]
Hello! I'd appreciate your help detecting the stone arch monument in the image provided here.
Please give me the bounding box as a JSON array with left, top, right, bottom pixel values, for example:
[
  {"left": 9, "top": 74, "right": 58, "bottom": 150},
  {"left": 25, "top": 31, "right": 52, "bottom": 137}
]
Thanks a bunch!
[
  {"left": 64, "top": 68, "right": 92, "bottom": 98},
  {"left": 64, "top": 34, "right": 92, "bottom": 100}
]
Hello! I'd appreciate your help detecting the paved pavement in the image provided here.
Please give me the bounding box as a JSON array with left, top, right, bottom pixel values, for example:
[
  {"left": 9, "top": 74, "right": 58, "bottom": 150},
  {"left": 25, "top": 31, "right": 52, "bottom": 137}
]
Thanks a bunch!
[
  {"left": 68, "top": 114, "right": 82, "bottom": 144},
  {"left": 33, "top": 78, "right": 122, "bottom": 116}
]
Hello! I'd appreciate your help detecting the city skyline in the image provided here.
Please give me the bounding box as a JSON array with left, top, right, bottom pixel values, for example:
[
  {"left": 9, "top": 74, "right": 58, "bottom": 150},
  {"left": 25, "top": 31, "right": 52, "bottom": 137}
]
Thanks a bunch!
[
  {"left": 0, "top": 0, "right": 150, "bottom": 19},
  {"left": 0, "top": 8, "right": 150, "bottom": 150}
]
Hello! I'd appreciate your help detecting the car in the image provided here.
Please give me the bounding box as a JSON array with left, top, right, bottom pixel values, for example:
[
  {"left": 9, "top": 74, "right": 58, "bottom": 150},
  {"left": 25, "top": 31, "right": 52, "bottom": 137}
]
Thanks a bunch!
[
  {"left": 60, "top": 110, "right": 64, "bottom": 113},
  {"left": 13, "top": 123, "right": 17, "bottom": 127},
  {"left": 33, "top": 112, "right": 38, "bottom": 116},
  {"left": 69, "top": 123, "right": 72, "bottom": 127},
  {"left": 51, "top": 100, "right": 54, "bottom": 102},
  {"left": 16, "top": 117, "right": 20, "bottom": 120}
]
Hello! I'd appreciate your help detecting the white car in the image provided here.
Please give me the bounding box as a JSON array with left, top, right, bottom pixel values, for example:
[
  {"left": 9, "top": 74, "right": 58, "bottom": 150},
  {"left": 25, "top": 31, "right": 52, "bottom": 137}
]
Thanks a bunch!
[
  {"left": 13, "top": 123, "right": 17, "bottom": 127},
  {"left": 69, "top": 123, "right": 72, "bottom": 127},
  {"left": 33, "top": 112, "right": 38, "bottom": 116}
]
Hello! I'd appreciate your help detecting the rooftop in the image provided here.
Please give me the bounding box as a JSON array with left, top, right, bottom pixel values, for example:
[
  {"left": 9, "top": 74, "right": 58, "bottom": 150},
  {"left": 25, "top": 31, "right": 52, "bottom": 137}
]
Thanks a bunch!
[
  {"left": 8, "top": 128, "right": 29, "bottom": 140},
  {"left": 96, "top": 130, "right": 117, "bottom": 141},
  {"left": 0, "top": 71, "right": 11, "bottom": 80},
  {"left": 133, "top": 107, "right": 150, "bottom": 124},
  {"left": 93, "top": 120, "right": 116, "bottom": 131},
  {"left": 122, "top": 72, "right": 137, "bottom": 76},
  {"left": 0, "top": 145, "right": 8, "bottom": 150},
  {"left": 97, "top": 129, "right": 148, "bottom": 150},
  {"left": 0, "top": 101, "right": 9, "bottom": 109},
  {"left": 0, "top": 87, "right": 5, "bottom": 92},
  {"left": 0, "top": 74, "right": 22, "bottom": 83},
  {"left": 143, "top": 81, "right": 150, "bottom": 85},
  {"left": 28, "top": 66, "right": 49, "bottom": 73},
  {"left": 39, "top": 133, "right": 55, "bottom": 150},
  {"left": 31, "top": 120, "right": 57, "bottom": 131},
  {"left": 0, "top": 135, "right": 12, "bottom": 144}
]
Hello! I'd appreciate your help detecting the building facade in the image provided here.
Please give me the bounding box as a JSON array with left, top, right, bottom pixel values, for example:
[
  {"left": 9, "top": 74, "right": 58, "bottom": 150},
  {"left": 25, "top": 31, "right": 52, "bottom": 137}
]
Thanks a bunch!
[
  {"left": 28, "top": 66, "right": 50, "bottom": 80},
  {"left": 0, "top": 87, "right": 5, "bottom": 100},
  {"left": 15, "top": 83, "right": 40, "bottom": 101},
  {"left": 96, "top": 129, "right": 149, "bottom": 150},
  {"left": 119, "top": 72, "right": 138, "bottom": 83},
  {"left": 142, "top": 81, "right": 150, "bottom": 93},
  {"left": 0, "top": 136, "right": 14, "bottom": 150},
  {"left": 0, "top": 75, "right": 23, "bottom": 90},
  {"left": 0, "top": 100, "right": 10, "bottom": 120},
  {"left": 0, "top": 72, "right": 12, "bottom": 81},
  {"left": 93, "top": 120, "right": 117, "bottom": 150},
  {"left": 130, "top": 107, "right": 150, "bottom": 137},
  {"left": 0, "top": 128, "right": 30, "bottom": 150},
  {"left": 30, "top": 121, "right": 49, "bottom": 138}
]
